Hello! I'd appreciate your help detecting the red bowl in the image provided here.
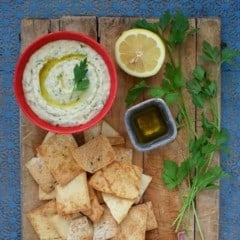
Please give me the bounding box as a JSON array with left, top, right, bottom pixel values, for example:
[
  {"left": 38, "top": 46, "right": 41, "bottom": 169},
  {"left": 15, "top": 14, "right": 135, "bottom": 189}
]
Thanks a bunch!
[{"left": 14, "top": 31, "right": 118, "bottom": 133}]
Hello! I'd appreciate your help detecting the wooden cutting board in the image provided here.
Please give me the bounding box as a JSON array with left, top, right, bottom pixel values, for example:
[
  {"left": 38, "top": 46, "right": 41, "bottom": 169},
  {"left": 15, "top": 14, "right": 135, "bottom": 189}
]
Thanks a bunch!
[{"left": 20, "top": 16, "right": 220, "bottom": 240}]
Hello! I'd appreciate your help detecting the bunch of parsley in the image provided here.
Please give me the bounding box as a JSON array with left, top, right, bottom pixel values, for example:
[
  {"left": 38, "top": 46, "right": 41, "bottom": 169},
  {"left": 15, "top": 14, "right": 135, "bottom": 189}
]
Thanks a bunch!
[{"left": 127, "top": 11, "right": 240, "bottom": 239}]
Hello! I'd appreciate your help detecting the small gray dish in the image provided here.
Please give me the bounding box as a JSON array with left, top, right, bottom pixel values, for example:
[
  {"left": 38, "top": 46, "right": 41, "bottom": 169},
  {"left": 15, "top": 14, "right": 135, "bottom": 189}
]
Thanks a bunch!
[{"left": 124, "top": 98, "right": 177, "bottom": 151}]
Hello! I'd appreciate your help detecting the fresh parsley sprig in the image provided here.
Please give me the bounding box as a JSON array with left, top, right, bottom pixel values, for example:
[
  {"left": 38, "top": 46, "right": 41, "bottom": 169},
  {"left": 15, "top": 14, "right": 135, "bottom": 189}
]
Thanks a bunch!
[
  {"left": 72, "top": 58, "right": 89, "bottom": 93},
  {"left": 186, "top": 65, "right": 217, "bottom": 108},
  {"left": 126, "top": 10, "right": 240, "bottom": 239},
  {"left": 125, "top": 80, "right": 149, "bottom": 107}
]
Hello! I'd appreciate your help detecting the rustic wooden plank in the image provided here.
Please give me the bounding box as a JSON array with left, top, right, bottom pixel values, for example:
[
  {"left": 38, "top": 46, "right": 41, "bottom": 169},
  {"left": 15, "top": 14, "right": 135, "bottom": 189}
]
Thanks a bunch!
[
  {"left": 20, "top": 18, "right": 51, "bottom": 240},
  {"left": 50, "top": 18, "right": 60, "bottom": 32},
  {"left": 98, "top": 17, "right": 144, "bottom": 169},
  {"left": 195, "top": 18, "right": 221, "bottom": 240},
  {"left": 20, "top": 16, "right": 97, "bottom": 240},
  {"left": 61, "top": 16, "right": 97, "bottom": 39},
  {"left": 141, "top": 19, "right": 196, "bottom": 240},
  {"left": 140, "top": 18, "right": 179, "bottom": 240},
  {"left": 176, "top": 18, "right": 197, "bottom": 240}
]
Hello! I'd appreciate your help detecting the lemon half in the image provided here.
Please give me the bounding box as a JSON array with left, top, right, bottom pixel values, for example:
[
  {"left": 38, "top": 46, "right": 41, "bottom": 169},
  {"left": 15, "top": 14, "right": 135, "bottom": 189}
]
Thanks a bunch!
[{"left": 115, "top": 28, "right": 166, "bottom": 78}]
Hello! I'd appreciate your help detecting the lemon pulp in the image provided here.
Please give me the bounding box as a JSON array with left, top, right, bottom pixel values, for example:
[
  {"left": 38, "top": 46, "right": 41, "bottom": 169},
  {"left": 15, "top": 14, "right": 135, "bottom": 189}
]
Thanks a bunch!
[{"left": 115, "top": 28, "right": 165, "bottom": 78}]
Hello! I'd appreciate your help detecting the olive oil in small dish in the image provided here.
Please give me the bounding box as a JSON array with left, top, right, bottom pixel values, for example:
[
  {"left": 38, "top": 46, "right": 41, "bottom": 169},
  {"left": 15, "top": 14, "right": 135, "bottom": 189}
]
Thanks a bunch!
[{"left": 124, "top": 98, "right": 177, "bottom": 151}]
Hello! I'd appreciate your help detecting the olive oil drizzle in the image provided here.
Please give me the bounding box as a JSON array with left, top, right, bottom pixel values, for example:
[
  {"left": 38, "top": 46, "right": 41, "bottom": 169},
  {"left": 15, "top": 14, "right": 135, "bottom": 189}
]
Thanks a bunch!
[{"left": 39, "top": 53, "right": 86, "bottom": 108}]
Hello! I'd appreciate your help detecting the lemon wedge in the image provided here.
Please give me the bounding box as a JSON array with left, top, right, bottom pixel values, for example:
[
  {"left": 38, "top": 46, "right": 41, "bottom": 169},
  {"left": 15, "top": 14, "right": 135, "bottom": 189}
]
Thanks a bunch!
[{"left": 115, "top": 28, "right": 166, "bottom": 78}]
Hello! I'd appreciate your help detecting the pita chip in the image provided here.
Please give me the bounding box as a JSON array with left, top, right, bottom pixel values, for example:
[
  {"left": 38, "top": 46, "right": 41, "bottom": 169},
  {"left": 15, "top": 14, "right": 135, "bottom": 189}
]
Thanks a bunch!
[
  {"left": 113, "top": 147, "right": 133, "bottom": 164},
  {"left": 111, "top": 204, "right": 148, "bottom": 240},
  {"left": 81, "top": 186, "right": 104, "bottom": 222},
  {"left": 49, "top": 214, "right": 71, "bottom": 239},
  {"left": 25, "top": 156, "right": 56, "bottom": 193},
  {"left": 84, "top": 120, "right": 125, "bottom": 145},
  {"left": 37, "top": 134, "right": 81, "bottom": 186},
  {"left": 72, "top": 135, "right": 116, "bottom": 174},
  {"left": 67, "top": 216, "right": 93, "bottom": 240},
  {"left": 41, "top": 131, "right": 56, "bottom": 144},
  {"left": 89, "top": 161, "right": 142, "bottom": 199},
  {"left": 145, "top": 201, "right": 158, "bottom": 231},
  {"left": 93, "top": 205, "right": 118, "bottom": 240},
  {"left": 83, "top": 122, "right": 102, "bottom": 142},
  {"left": 27, "top": 200, "right": 62, "bottom": 240},
  {"left": 56, "top": 172, "right": 91, "bottom": 215},
  {"left": 102, "top": 192, "right": 134, "bottom": 224},
  {"left": 134, "top": 174, "right": 152, "bottom": 204},
  {"left": 39, "top": 187, "right": 56, "bottom": 201}
]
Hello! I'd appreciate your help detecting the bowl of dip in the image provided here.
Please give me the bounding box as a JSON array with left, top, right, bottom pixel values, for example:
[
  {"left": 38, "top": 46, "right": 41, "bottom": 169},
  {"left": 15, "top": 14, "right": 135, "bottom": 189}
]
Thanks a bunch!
[{"left": 14, "top": 31, "right": 118, "bottom": 133}]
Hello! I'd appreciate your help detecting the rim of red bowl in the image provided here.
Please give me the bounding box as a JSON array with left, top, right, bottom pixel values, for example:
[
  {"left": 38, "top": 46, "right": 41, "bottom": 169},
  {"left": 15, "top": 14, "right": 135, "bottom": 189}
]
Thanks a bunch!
[{"left": 14, "top": 31, "right": 118, "bottom": 134}]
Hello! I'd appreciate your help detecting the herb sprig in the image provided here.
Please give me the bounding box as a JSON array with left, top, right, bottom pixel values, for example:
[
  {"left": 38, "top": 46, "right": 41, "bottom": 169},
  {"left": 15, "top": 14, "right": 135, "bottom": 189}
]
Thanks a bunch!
[
  {"left": 72, "top": 58, "right": 89, "bottom": 93},
  {"left": 127, "top": 11, "right": 240, "bottom": 239}
]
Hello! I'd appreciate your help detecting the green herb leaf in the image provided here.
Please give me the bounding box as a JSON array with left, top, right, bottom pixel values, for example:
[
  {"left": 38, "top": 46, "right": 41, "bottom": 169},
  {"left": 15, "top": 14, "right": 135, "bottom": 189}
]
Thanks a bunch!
[
  {"left": 163, "top": 159, "right": 190, "bottom": 190},
  {"left": 165, "top": 92, "right": 180, "bottom": 105},
  {"left": 201, "top": 112, "right": 217, "bottom": 137},
  {"left": 192, "top": 93, "right": 205, "bottom": 108},
  {"left": 148, "top": 86, "right": 166, "bottom": 98},
  {"left": 204, "top": 80, "right": 217, "bottom": 97},
  {"left": 165, "top": 63, "right": 185, "bottom": 88},
  {"left": 202, "top": 143, "right": 217, "bottom": 154},
  {"left": 125, "top": 80, "right": 149, "bottom": 106},
  {"left": 162, "top": 78, "right": 174, "bottom": 92},
  {"left": 201, "top": 40, "right": 220, "bottom": 63},
  {"left": 186, "top": 80, "right": 202, "bottom": 95},
  {"left": 177, "top": 161, "right": 190, "bottom": 184},
  {"left": 221, "top": 48, "right": 240, "bottom": 65},
  {"left": 192, "top": 65, "right": 205, "bottom": 81},
  {"left": 215, "top": 128, "right": 229, "bottom": 146},
  {"left": 195, "top": 167, "right": 228, "bottom": 190},
  {"left": 158, "top": 10, "right": 171, "bottom": 32},
  {"left": 187, "top": 27, "right": 199, "bottom": 36},
  {"left": 176, "top": 110, "right": 185, "bottom": 124},
  {"left": 132, "top": 19, "right": 159, "bottom": 34},
  {"left": 162, "top": 160, "right": 178, "bottom": 189},
  {"left": 73, "top": 58, "right": 89, "bottom": 91},
  {"left": 169, "top": 11, "right": 189, "bottom": 46}
]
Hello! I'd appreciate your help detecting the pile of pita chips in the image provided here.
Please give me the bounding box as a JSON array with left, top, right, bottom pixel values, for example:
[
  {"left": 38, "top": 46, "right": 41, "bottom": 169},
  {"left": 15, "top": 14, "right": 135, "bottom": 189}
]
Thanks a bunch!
[
  {"left": 26, "top": 120, "right": 158, "bottom": 240},
  {"left": 84, "top": 120, "right": 125, "bottom": 145}
]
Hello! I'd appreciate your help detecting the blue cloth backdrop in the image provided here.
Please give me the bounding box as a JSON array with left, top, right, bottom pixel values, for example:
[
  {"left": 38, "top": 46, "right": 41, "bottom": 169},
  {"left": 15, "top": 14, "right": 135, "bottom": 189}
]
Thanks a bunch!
[{"left": 0, "top": 0, "right": 239, "bottom": 239}]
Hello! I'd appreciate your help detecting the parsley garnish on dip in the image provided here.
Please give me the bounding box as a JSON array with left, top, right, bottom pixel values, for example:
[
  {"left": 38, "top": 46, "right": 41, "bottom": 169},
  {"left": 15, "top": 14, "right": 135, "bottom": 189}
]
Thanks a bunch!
[
  {"left": 22, "top": 40, "right": 110, "bottom": 126},
  {"left": 72, "top": 58, "right": 90, "bottom": 93}
]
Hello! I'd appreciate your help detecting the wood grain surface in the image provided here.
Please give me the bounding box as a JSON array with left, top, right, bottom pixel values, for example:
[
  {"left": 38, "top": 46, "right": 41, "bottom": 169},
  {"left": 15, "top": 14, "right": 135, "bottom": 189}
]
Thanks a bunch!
[{"left": 20, "top": 16, "right": 220, "bottom": 240}]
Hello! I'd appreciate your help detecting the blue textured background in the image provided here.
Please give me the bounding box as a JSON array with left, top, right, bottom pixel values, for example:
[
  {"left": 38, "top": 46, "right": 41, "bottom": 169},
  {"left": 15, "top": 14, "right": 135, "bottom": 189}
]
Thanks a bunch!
[{"left": 0, "top": 0, "right": 239, "bottom": 239}]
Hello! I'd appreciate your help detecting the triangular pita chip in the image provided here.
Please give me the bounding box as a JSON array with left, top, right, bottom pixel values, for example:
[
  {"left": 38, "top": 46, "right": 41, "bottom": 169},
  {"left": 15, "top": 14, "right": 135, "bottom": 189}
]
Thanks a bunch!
[
  {"left": 134, "top": 174, "right": 152, "bottom": 204},
  {"left": 72, "top": 135, "right": 116, "bottom": 173},
  {"left": 37, "top": 134, "right": 81, "bottom": 186},
  {"left": 49, "top": 214, "right": 71, "bottom": 239},
  {"left": 102, "top": 192, "right": 134, "bottom": 224},
  {"left": 83, "top": 122, "right": 102, "bottom": 142},
  {"left": 56, "top": 172, "right": 91, "bottom": 215},
  {"left": 84, "top": 120, "right": 125, "bottom": 145},
  {"left": 93, "top": 205, "right": 118, "bottom": 240},
  {"left": 39, "top": 187, "right": 56, "bottom": 201},
  {"left": 111, "top": 204, "right": 148, "bottom": 240},
  {"left": 41, "top": 131, "right": 56, "bottom": 144},
  {"left": 145, "top": 201, "right": 158, "bottom": 231},
  {"left": 25, "top": 157, "right": 56, "bottom": 193},
  {"left": 27, "top": 200, "right": 61, "bottom": 240},
  {"left": 81, "top": 186, "right": 104, "bottom": 222},
  {"left": 67, "top": 216, "right": 93, "bottom": 240},
  {"left": 113, "top": 147, "right": 133, "bottom": 164},
  {"left": 89, "top": 161, "right": 142, "bottom": 199}
]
